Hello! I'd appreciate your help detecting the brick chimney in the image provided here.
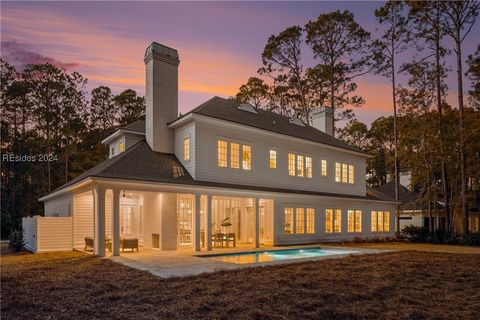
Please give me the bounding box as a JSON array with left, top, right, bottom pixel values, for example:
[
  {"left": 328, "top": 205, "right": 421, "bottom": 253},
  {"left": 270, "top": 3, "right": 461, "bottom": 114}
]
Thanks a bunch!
[
  {"left": 311, "top": 106, "right": 334, "bottom": 136},
  {"left": 144, "top": 42, "right": 180, "bottom": 153}
]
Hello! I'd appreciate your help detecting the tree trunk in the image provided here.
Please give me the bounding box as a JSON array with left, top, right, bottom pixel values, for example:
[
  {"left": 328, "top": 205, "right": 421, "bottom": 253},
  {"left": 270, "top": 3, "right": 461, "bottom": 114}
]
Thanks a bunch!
[
  {"left": 455, "top": 31, "right": 468, "bottom": 236},
  {"left": 392, "top": 48, "right": 400, "bottom": 237}
]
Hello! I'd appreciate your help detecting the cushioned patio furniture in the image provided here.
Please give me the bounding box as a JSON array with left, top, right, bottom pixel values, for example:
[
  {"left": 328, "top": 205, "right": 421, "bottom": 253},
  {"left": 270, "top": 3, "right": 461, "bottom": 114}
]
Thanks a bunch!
[
  {"left": 225, "top": 233, "right": 236, "bottom": 248},
  {"left": 121, "top": 238, "right": 139, "bottom": 252},
  {"left": 212, "top": 233, "right": 225, "bottom": 248}
]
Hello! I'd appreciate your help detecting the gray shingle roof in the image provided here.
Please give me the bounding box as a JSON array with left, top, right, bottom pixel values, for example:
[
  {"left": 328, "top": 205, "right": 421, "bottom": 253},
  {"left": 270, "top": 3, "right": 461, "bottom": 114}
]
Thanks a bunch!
[
  {"left": 48, "top": 141, "right": 388, "bottom": 202},
  {"left": 120, "top": 97, "right": 367, "bottom": 155}
]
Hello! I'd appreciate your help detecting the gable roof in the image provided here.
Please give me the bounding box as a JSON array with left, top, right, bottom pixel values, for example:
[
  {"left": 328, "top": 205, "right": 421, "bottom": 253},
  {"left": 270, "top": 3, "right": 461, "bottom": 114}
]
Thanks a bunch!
[
  {"left": 122, "top": 97, "right": 367, "bottom": 155},
  {"left": 44, "top": 141, "right": 389, "bottom": 202}
]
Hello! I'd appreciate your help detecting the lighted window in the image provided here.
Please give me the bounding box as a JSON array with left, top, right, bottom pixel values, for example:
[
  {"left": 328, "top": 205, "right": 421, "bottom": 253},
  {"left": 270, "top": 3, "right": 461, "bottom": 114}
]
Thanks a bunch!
[
  {"left": 383, "top": 211, "right": 390, "bottom": 232},
  {"left": 296, "top": 208, "right": 305, "bottom": 234},
  {"left": 355, "top": 210, "right": 362, "bottom": 232},
  {"left": 334, "top": 209, "right": 342, "bottom": 233},
  {"left": 305, "top": 156, "right": 312, "bottom": 178},
  {"left": 269, "top": 149, "right": 277, "bottom": 169},
  {"left": 242, "top": 145, "right": 251, "bottom": 170},
  {"left": 306, "top": 208, "right": 315, "bottom": 234},
  {"left": 285, "top": 208, "right": 294, "bottom": 234},
  {"left": 325, "top": 209, "right": 333, "bottom": 233},
  {"left": 217, "top": 140, "right": 227, "bottom": 167},
  {"left": 371, "top": 211, "right": 377, "bottom": 232},
  {"left": 288, "top": 153, "right": 296, "bottom": 176},
  {"left": 377, "top": 211, "right": 384, "bottom": 232},
  {"left": 119, "top": 142, "right": 125, "bottom": 153},
  {"left": 230, "top": 143, "right": 240, "bottom": 169},
  {"left": 335, "top": 163, "right": 341, "bottom": 182},
  {"left": 342, "top": 163, "right": 348, "bottom": 183},
  {"left": 183, "top": 138, "right": 190, "bottom": 161},
  {"left": 348, "top": 210, "right": 362, "bottom": 233},
  {"left": 297, "top": 155, "right": 304, "bottom": 177},
  {"left": 348, "top": 165, "right": 354, "bottom": 184},
  {"left": 321, "top": 160, "right": 327, "bottom": 176}
]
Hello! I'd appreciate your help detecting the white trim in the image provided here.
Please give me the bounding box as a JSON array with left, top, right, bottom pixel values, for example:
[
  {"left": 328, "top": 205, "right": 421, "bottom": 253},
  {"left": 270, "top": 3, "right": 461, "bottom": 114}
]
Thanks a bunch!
[
  {"left": 38, "top": 178, "right": 94, "bottom": 201},
  {"left": 101, "top": 129, "right": 145, "bottom": 145}
]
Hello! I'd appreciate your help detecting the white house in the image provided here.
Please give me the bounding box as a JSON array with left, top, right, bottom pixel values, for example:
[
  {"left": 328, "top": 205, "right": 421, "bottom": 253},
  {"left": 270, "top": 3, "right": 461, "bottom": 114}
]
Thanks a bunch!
[{"left": 33, "top": 42, "right": 397, "bottom": 256}]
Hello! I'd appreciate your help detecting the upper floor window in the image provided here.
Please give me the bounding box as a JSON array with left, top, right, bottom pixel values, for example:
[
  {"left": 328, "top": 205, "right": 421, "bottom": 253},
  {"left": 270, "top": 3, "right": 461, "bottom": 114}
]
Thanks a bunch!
[
  {"left": 321, "top": 159, "right": 327, "bottom": 176},
  {"left": 335, "top": 162, "right": 354, "bottom": 184},
  {"left": 371, "top": 211, "right": 390, "bottom": 232},
  {"left": 242, "top": 145, "right": 251, "bottom": 170},
  {"left": 289, "top": 152, "right": 312, "bottom": 179},
  {"left": 217, "top": 140, "right": 228, "bottom": 167},
  {"left": 119, "top": 142, "right": 125, "bottom": 153},
  {"left": 183, "top": 137, "right": 190, "bottom": 161},
  {"left": 269, "top": 149, "right": 277, "bottom": 169},
  {"left": 348, "top": 210, "right": 362, "bottom": 233},
  {"left": 230, "top": 143, "right": 240, "bottom": 169}
]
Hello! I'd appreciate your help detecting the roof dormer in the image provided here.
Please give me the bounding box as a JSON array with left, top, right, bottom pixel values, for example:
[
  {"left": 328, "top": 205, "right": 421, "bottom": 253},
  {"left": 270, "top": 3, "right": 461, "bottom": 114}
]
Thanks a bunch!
[{"left": 237, "top": 103, "right": 258, "bottom": 114}]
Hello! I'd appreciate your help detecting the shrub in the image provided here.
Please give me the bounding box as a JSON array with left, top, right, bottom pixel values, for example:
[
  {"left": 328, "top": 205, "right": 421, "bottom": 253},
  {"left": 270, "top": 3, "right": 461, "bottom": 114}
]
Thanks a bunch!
[
  {"left": 401, "top": 225, "right": 430, "bottom": 242},
  {"left": 463, "top": 233, "right": 480, "bottom": 246},
  {"left": 9, "top": 229, "right": 24, "bottom": 252}
]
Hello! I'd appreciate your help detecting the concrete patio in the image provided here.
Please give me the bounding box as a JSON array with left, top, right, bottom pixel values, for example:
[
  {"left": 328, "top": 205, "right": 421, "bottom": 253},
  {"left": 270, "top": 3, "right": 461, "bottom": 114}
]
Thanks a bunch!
[{"left": 109, "top": 245, "right": 389, "bottom": 278}]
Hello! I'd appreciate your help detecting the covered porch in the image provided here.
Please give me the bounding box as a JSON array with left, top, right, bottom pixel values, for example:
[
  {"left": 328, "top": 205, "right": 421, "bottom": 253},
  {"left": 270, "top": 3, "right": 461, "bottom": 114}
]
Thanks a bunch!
[{"left": 73, "top": 183, "right": 274, "bottom": 257}]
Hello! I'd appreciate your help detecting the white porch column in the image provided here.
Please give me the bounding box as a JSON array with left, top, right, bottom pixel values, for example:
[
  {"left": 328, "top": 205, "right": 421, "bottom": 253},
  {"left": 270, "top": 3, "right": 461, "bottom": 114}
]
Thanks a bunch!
[
  {"left": 112, "top": 188, "right": 121, "bottom": 256},
  {"left": 206, "top": 194, "right": 212, "bottom": 251},
  {"left": 94, "top": 185, "right": 106, "bottom": 257},
  {"left": 194, "top": 193, "right": 201, "bottom": 252},
  {"left": 255, "top": 197, "right": 260, "bottom": 248}
]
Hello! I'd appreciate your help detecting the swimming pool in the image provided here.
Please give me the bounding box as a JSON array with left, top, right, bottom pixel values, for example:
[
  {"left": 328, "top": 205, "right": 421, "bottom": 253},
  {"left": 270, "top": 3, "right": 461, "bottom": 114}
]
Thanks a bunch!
[{"left": 207, "top": 247, "right": 359, "bottom": 264}]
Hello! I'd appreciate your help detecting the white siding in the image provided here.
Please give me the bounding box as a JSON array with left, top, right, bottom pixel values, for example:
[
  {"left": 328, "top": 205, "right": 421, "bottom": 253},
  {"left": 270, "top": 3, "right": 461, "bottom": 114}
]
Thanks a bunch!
[
  {"left": 272, "top": 194, "right": 396, "bottom": 245},
  {"left": 44, "top": 194, "right": 72, "bottom": 217},
  {"left": 193, "top": 118, "right": 366, "bottom": 196},
  {"left": 22, "top": 216, "right": 72, "bottom": 252},
  {"left": 175, "top": 122, "right": 195, "bottom": 178},
  {"left": 73, "top": 191, "right": 94, "bottom": 250}
]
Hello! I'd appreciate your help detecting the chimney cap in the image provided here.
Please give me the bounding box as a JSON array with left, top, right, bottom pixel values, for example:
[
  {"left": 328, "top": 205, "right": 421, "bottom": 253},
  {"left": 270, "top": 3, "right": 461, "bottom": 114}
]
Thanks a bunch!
[
  {"left": 144, "top": 42, "right": 179, "bottom": 64},
  {"left": 311, "top": 106, "right": 333, "bottom": 115}
]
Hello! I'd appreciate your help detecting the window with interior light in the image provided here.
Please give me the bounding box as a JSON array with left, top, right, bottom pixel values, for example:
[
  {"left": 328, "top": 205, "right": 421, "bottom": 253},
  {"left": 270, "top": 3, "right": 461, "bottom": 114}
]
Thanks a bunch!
[
  {"left": 242, "top": 145, "right": 251, "bottom": 170},
  {"left": 321, "top": 159, "right": 327, "bottom": 176},
  {"left": 371, "top": 211, "right": 390, "bottom": 232},
  {"left": 285, "top": 208, "right": 294, "bottom": 234},
  {"left": 296, "top": 208, "right": 305, "bottom": 234},
  {"left": 230, "top": 143, "right": 240, "bottom": 169},
  {"left": 183, "top": 137, "right": 190, "bottom": 161},
  {"left": 326, "top": 208, "right": 342, "bottom": 233},
  {"left": 288, "top": 152, "right": 312, "bottom": 178},
  {"left": 119, "top": 142, "right": 125, "bottom": 153},
  {"left": 285, "top": 207, "right": 315, "bottom": 235},
  {"left": 348, "top": 210, "right": 362, "bottom": 232},
  {"left": 335, "top": 162, "right": 355, "bottom": 184},
  {"left": 306, "top": 208, "right": 315, "bottom": 234},
  {"left": 269, "top": 149, "right": 277, "bottom": 169},
  {"left": 217, "top": 140, "right": 228, "bottom": 167},
  {"left": 305, "top": 156, "right": 312, "bottom": 178}
]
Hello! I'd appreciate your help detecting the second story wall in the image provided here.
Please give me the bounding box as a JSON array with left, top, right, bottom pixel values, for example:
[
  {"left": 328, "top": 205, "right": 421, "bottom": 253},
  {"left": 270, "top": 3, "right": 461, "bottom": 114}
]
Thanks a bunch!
[
  {"left": 191, "top": 117, "right": 367, "bottom": 197},
  {"left": 174, "top": 121, "right": 196, "bottom": 179}
]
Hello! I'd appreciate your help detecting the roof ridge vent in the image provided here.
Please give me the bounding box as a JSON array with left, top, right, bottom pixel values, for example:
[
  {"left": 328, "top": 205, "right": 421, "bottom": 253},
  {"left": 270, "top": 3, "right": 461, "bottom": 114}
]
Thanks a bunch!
[
  {"left": 237, "top": 103, "right": 258, "bottom": 114},
  {"left": 289, "top": 117, "right": 305, "bottom": 127}
]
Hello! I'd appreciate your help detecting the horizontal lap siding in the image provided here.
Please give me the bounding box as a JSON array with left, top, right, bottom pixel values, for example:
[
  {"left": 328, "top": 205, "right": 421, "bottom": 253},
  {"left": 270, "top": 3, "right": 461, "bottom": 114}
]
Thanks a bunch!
[
  {"left": 44, "top": 194, "right": 72, "bottom": 217},
  {"left": 37, "top": 217, "right": 72, "bottom": 252},
  {"left": 73, "top": 192, "right": 94, "bottom": 250},
  {"left": 175, "top": 122, "right": 195, "bottom": 178},
  {"left": 194, "top": 120, "right": 366, "bottom": 197}
]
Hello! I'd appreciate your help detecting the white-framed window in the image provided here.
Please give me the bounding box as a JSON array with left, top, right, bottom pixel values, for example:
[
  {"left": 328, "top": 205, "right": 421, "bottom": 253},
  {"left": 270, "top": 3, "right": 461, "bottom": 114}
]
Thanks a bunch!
[
  {"left": 217, "top": 140, "right": 228, "bottom": 167},
  {"left": 326, "top": 209, "right": 342, "bottom": 233},
  {"left": 269, "top": 149, "right": 277, "bottom": 169},
  {"left": 285, "top": 207, "right": 315, "bottom": 235},
  {"left": 335, "top": 162, "right": 355, "bottom": 184},
  {"left": 183, "top": 137, "right": 190, "bottom": 161},
  {"left": 242, "top": 145, "right": 251, "bottom": 170},
  {"left": 230, "top": 143, "right": 240, "bottom": 169},
  {"left": 321, "top": 159, "right": 327, "bottom": 176},
  {"left": 297, "top": 155, "right": 304, "bottom": 177},
  {"left": 119, "top": 142, "right": 125, "bottom": 153},
  {"left": 306, "top": 156, "right": 312, "bottom": 178},
  {"left": 288, "top": 153, "right": 295, "bottom": 176},
  {"left": 348, "top": 210, "right": 362, "bottom": 233},
  {"left": 371, "top": 211, "right": 390, "bottom": 232}
]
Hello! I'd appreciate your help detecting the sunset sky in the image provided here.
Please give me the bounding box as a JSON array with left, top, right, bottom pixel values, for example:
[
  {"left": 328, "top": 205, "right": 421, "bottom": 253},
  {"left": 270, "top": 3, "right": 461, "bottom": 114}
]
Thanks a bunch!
[{"left": 2, "top": 1, "right": 479, "bottom": 125}]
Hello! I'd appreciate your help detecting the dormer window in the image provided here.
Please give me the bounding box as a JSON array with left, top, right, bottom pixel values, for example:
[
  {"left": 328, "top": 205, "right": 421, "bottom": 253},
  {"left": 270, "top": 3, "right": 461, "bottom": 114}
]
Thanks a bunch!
[
  {"left": 237, "top": 103, "right": 258, "bottom": 114},
  {"left": 183, "top": 137, "right": 190, "bottom": 161},
  {"left": 119, "top": 142, "right": 125, "bottom": 153}
]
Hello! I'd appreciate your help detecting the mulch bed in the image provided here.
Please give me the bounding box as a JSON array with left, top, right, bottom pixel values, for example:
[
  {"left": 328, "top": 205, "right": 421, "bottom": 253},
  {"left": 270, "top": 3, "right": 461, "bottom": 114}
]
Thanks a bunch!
[{"left": 2, "top": 250, "right": 480, "bottom": 320}]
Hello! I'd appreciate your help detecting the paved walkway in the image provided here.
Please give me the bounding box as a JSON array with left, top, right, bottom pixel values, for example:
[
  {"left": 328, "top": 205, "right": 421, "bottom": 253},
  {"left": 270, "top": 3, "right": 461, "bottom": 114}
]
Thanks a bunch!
[{"left": 110, "top": 245, "right": 387, "bottom": 278}]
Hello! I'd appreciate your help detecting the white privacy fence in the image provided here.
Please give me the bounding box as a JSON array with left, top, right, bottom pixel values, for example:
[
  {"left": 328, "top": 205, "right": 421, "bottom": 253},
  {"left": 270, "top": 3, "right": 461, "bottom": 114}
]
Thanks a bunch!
[{"left": 22, "top": 216, "right": 73, "bottom": 252}]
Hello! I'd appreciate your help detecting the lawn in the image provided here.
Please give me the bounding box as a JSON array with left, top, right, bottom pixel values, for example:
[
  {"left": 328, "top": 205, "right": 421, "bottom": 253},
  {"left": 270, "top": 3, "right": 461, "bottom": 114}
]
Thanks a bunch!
[{"left": 2, "top": 249, "right": 480, "bottom": 320}]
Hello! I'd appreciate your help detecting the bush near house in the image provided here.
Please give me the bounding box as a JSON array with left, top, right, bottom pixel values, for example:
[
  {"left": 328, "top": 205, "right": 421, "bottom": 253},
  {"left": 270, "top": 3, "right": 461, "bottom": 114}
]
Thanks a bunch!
[
  {"left": 8, "top": 230, "right": 24, "bottom": 252},
  {"left": 401, "top": 225, "right": 480, "bottom": 246}
]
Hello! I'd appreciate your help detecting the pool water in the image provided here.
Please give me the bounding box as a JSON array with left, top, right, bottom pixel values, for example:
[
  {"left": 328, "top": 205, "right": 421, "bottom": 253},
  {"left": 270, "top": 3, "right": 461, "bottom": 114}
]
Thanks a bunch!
[{"left": 208, "top": 247, "right": 359, "bottom": 264}]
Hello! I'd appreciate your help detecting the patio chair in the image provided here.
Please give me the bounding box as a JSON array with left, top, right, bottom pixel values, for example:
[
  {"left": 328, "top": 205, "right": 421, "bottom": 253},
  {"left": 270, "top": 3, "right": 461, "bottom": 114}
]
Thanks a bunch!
[
  {"left": 84, "top": 237, "right": 94, "bottom": 251},
  {"left": 212, "top": 233, "right": 225, "bottom": 248},
  {"left": 121, "top": 238, "right": 139, "bottom": 252},
  {"left": 225, "top": 233, "right": 236, "bottom": 248}
]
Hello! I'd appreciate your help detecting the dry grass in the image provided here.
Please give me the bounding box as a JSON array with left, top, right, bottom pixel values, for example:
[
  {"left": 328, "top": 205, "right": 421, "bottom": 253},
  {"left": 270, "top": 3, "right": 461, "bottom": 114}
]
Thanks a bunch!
[
  {"left": 331, "top": 242, "right": 480, "bottom": 254},
  {"left": 2, "top": 250, "right": 480, "bottom": 320}
]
